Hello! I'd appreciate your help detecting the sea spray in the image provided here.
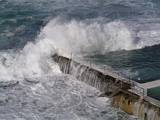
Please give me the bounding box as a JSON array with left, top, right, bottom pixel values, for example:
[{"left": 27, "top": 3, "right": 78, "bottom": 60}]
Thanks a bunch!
[{"left": 0, "top": 17, "right": 160, "bottom": 80}]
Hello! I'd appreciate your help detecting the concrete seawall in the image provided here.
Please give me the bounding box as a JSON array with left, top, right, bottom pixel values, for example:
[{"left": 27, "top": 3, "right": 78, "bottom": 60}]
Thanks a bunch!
[
  {"left": 52, "top": 54, "right": 160, "bottom": 120},
  {"left": 112, "top": 93, "right": 160, "bottom": 120}
]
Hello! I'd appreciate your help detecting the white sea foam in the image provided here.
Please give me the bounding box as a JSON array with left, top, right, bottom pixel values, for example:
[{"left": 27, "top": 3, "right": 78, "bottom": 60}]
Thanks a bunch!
[
  {"left": 41, "top": 18, "right": 160, "bottom": 57},
  {"left": 42, "top": 18, "right": 135, "bottom": 56},
  {"left": 0, "top": 17, "right": 160, "bottom": 80}
]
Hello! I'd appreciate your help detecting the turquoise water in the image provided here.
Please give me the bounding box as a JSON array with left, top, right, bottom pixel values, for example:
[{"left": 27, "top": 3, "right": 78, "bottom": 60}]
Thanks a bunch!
[{"left": 148, "top": 86, "right": 160, "bottom": 100}]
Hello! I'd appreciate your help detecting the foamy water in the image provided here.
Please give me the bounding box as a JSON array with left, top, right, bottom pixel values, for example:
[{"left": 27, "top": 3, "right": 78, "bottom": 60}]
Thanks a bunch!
[
  {"left": 0, "top": 0, "right": 160, "bottom": 119},
  {"left": 1, "top": 17, "right": 160, "bottom": 80}
]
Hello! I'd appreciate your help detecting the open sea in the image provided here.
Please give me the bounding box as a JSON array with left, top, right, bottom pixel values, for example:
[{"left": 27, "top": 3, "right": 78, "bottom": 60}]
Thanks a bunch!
[{"left": 0, "top": 0, "right": 160, "bottom": 119}]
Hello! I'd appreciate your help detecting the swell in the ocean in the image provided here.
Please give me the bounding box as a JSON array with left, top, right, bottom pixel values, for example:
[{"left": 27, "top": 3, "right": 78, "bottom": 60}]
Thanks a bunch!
[{"left": 0, "top": 17, "right": 160, "bottom": 80}]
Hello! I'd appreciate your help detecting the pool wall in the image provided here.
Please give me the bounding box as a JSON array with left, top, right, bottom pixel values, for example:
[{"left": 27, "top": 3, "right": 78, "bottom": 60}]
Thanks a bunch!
[{"left": 52, "top": 54, "right": 160, "bottom": 120}]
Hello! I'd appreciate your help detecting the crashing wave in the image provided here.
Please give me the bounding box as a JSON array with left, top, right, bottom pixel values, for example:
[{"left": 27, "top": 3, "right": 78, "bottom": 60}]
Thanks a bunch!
[{"left": 0, "top": 17, "right": 160, "bottom": 80}]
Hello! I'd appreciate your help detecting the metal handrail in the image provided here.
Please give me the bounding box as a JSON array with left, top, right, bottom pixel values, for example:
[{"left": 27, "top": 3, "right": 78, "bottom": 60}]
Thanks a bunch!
[
  {"left": 145, "top": 96, "right": 160, "bottom": 107},
  {"left": 70, "top": 53, "right": 160, "bottom": 107}
]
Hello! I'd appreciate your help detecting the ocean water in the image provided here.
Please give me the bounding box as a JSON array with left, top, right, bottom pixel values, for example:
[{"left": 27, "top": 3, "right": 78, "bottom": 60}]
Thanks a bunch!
[{"left": 0, "top": 0, "right": 159, "bottom": 119}]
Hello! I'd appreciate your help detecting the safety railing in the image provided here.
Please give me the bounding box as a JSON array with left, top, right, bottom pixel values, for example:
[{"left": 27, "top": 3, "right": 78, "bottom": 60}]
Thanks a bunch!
[
  {"left": 70, "top": 53, "right": 160, "bottom": 107},
  {"left": 145, "top": 96, "right": 160, "bottom": 107}
]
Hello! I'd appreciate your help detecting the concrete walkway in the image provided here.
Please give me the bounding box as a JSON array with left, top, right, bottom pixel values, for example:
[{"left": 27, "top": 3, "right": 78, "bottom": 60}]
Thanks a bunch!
[{"left": 139, "top": 80, "right": 160, "bottom": 89}]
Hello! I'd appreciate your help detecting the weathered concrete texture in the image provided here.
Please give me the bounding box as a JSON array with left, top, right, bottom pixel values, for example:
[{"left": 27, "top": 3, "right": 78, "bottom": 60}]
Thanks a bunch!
[
  {"left": 112, "top": 92, "right": 139, "bottom": 114},
  {"left": 140, "top": 80, "right": 160, "bottom": 89},
  {"left": 52, "top": 54, "right": 130, "bottom": 93},
  {"left": 112, "top": 93, "right": 160, "bottom": 120}
]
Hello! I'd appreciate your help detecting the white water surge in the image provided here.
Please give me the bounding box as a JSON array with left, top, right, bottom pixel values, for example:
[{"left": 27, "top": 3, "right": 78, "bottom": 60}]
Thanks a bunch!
[
  {"left": 41, "top": 18, "right": 160, "bottom": 55},
  {"left": 0, "top": 17, "right": 160, "bottom": 80}
]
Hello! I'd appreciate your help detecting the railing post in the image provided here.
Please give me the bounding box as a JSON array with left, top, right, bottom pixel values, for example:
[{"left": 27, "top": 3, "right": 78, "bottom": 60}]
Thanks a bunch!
[
  {"left": 144, "top": 88, "right": 147, "bottom": 97},
  {"left": 71, "top": 52, "right": 72, "bottom": 60}
]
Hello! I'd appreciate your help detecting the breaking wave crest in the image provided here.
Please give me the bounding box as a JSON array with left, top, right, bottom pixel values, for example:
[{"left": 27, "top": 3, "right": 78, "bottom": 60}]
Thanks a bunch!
[
  {"left": 41, "top": 18, "right": 160, "bottom": 56},
  {"left": 42, "top": 18, "right": 135, "bottom": 56},
  {"left": 0, "top": 17, "right": 160, "bottom": 80}
]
